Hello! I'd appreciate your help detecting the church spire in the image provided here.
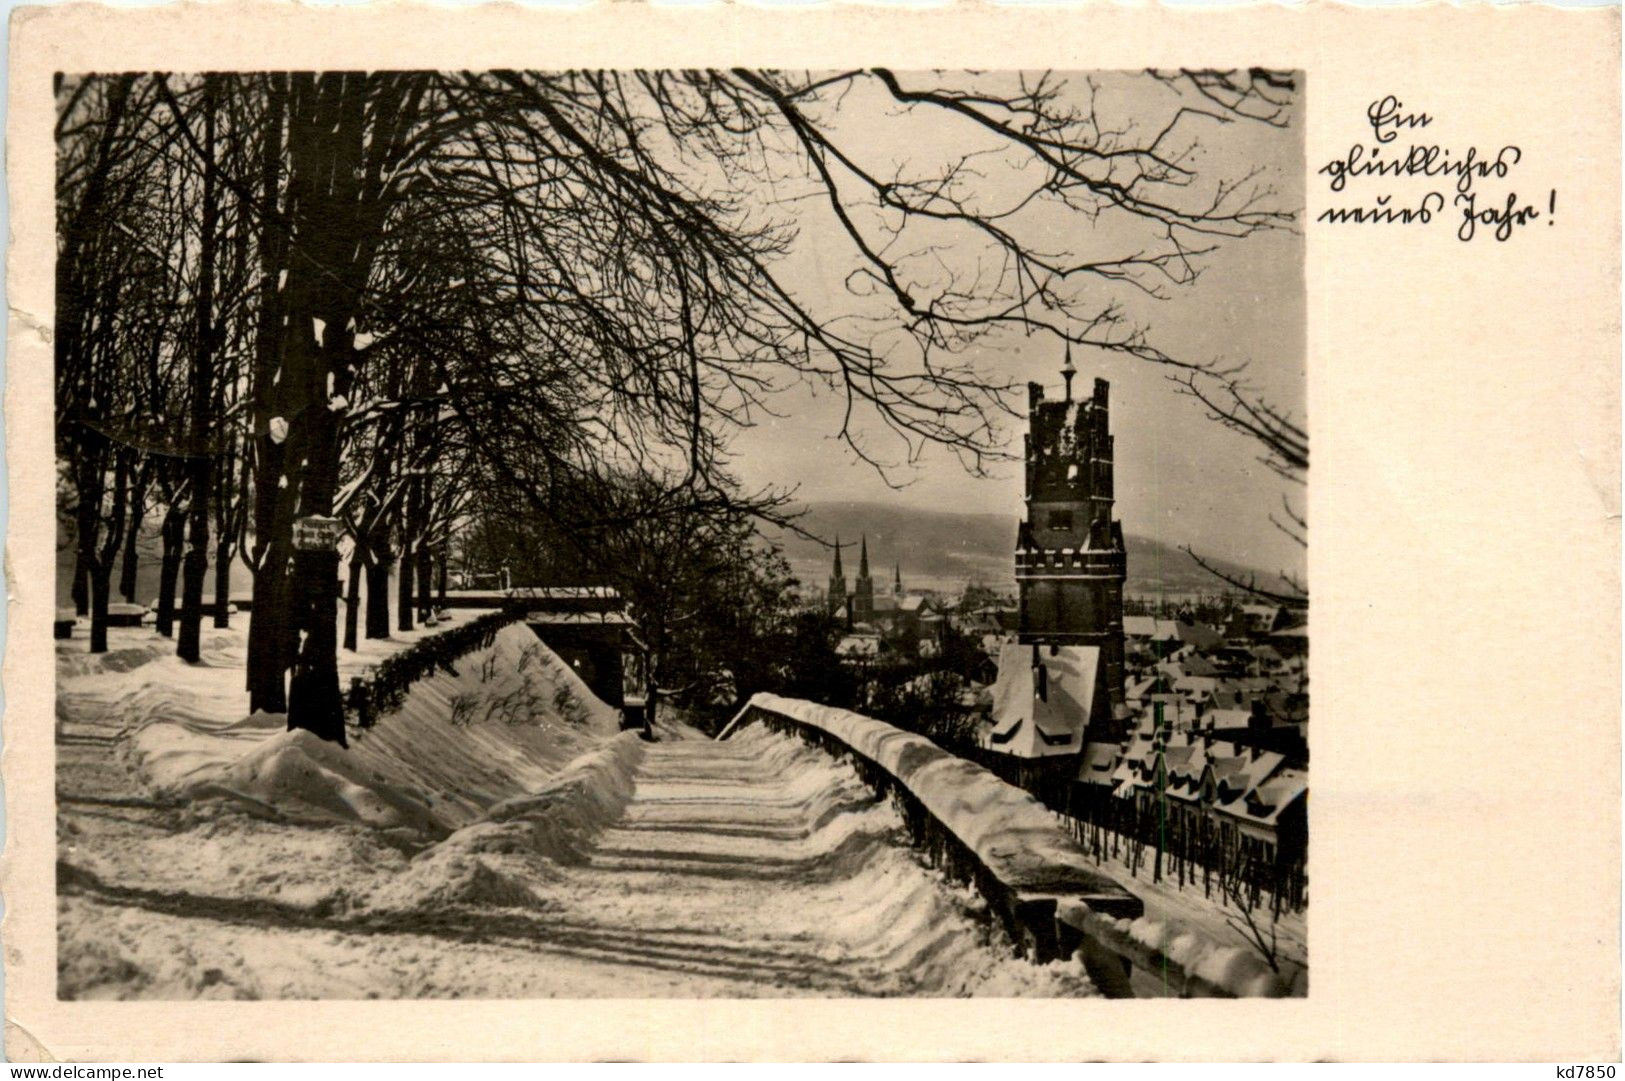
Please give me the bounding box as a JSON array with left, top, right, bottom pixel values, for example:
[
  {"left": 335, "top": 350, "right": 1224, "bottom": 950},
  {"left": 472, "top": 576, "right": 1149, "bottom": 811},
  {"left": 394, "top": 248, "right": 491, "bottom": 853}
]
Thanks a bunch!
[
  {"left": 1062, "top": 341, "right": 1076, "bottom": 401},
  {"left": 894, "top": 562, "right": 902, "bottom": 595},
  {"left": 827, "top": 534, "right": 849, "bottom": 618},
  {"left": 852, "top": 533, "right": 875, "bottom": 622}
]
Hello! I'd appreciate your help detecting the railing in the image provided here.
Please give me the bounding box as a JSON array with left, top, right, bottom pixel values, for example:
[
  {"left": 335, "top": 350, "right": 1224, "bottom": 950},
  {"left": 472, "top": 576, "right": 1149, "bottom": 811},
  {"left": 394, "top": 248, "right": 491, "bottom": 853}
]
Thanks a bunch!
[
  {"left": 720, "top": 695, "right": 1141, "bottom": 964},
  {"left": 723, "top": 693, "right": 1301, "bottom": 997}
]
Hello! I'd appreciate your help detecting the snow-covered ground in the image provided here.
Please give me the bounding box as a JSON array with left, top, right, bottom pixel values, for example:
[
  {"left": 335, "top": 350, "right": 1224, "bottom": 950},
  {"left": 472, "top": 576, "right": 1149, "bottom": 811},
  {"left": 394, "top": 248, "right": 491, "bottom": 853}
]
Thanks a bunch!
[
  {"left": 1066, "top": 828, "right": 1307, "bottom": 987},
  {"left": 56, "top": 622, "right": 1098, "bottom": 998}
]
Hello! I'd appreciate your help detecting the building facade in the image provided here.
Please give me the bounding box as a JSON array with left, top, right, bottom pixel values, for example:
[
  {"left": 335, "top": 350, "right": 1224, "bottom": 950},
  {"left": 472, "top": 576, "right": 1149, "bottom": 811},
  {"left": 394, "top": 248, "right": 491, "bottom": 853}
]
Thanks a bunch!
[{"left": 1015, "top": 352, "right": 1128, "bottom": 739}]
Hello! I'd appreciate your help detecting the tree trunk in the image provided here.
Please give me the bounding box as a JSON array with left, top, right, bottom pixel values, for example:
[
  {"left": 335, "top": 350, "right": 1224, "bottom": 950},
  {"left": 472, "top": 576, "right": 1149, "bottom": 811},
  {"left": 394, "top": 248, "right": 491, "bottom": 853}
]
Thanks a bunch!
[
  {"left": 72, "top": 549, "right": 90, "bottom": 616},
  {"left": 247, "top": 567, "right": 291, "bottom": 712},
  {"left": 176, "top": 76, "right": 218, "bottom": 666},
  {"left": 343, "top": 555, "right": 363, "bottom": 651},
  {"left": 416, "top": 542, "right": 432, "bottom": 622},
  {"left": 246, "top": 72, "right": 291, "bottom": 715},
  {"left": 397, "top": 530, "right": 414, "bottom": 633},
  {"left": 213, "top": 430, "right": 240, "bottom": 630},
  {"left": 75, "top": 455, "right": 104, "bottom": 638},
  {"left": 254, "top": 73, "right": 420, "bottom": 741},
  {"left": 214, "top": 539, "right": 232, "bottom": 628},
  {"left": 156, "top": 508, "right": 184, "bottom": 638},
  {"left": 366, "top": 559, "right": 392, "bottom": 639},
  {"left": 88, "top": 564, "right": 111, "bottom": 655},
  {"left": 436, "top": 549, "right": 448, "bottom": 604},
  {"left": 177, "top": 519, "right": 210, "bottom": 663},
  {"left": 85, "top": 446, "right": 132, "bottom": 656},
  {"left": 288, "top": 548, "right": 344, "bottom": 744},
  {"left": 118, "top": 502, "right": 143, "bottom": 603}
]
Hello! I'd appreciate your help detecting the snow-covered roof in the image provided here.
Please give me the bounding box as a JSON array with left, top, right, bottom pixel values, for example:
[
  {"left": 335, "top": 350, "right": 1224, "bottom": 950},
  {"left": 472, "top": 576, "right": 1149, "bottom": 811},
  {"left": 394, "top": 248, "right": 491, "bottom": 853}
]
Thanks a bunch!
[
  {"left": 1126, "top": 675, "right": 1172, "bottom": 700},
  {"left": 1123, "top": 616, "right": 1183, "bottom": 641},
  {"left": 837, "top": 635, "right": 881, "bottom": 657},
  {"left": 1176, "top": 654, "right": 1221, "bottom": 678},
  {"left": 1205, "top": 750, "right": 1286, "bottom": 806},
  {"left": 1122, "top": 615, "right": 1158, "bottom": 638},
  {"left": 984, "top": 641, "right": 1100, "bottom": 759},
  {"left": 1173, "top": 675, "right": 1220, "bottom": 696},
  {"left": 1161, "top": 743, "right": 1198, "bottom": 775},
  {"left": 1216, "top": 767, "right": 1308, "bottom": 830},
  {"left": 1205, "top": 708, "right": 1254, "bottom": 731},
  {"left": 1176, "top": 621, "right": 1224, "bottom": 650},
  {"left": 1075, "top": 742, "right": 1119, "bottom": 785}
]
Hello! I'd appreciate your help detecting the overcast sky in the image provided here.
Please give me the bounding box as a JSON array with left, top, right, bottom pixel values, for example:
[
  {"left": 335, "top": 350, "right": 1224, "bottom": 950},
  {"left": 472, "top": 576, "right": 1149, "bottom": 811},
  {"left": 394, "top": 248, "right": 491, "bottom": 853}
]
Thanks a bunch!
[{"left": 723, "top": 71, "right": 1306, "bottom": 577}]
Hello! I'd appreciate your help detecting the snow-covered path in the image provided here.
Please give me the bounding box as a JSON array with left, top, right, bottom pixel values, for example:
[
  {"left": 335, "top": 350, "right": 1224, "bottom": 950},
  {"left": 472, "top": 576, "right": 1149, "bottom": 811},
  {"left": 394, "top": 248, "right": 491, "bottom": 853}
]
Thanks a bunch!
[
  {"left": 56, "top": 632, "right": 1097, "bottom": 998},
  {"left": 520, "top": 732, "right": 1091, "bottom": 997}
]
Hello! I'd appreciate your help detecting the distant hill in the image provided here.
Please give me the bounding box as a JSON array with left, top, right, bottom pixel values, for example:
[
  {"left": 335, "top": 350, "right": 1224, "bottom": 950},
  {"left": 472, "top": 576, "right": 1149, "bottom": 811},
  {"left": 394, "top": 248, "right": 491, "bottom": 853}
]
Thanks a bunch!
[
  {"left": 768, "top": 500, "right": 1276, "bottom": 600},
  {"left": 58, "top": 499, "right": 1278, "bottom": 610}
]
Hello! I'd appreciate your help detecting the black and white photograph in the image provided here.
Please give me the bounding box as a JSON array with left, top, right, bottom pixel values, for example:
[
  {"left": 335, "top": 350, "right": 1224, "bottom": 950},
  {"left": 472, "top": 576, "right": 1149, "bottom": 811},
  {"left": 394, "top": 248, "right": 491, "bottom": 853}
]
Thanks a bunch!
[{"left": 51, "top": 65, "right": 1309, "bottom": 1001}]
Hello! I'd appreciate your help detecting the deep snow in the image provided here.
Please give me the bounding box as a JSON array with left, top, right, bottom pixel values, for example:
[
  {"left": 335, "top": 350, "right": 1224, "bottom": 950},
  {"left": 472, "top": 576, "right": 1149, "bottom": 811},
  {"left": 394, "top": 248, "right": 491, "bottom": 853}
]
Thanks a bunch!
[
  {"left": 731, "top": 693, "right": 1306, "bottom": 996},
  {"left": 56, "top": 622, "right": 1098, "bottom": 998}
]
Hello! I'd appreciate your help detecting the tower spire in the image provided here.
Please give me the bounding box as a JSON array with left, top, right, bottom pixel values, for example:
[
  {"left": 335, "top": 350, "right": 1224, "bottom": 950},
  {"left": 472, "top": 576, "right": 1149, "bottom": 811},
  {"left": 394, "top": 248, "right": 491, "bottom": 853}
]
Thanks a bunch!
[
  {"left": 827, "top": 533, "right": 850, "bottom": 618},
  {"left": 852, "top": 534, "right": 875, "bottom": 622},
  {"left": 1062, "top": 341, "right": 1076, "bottom": 401}
]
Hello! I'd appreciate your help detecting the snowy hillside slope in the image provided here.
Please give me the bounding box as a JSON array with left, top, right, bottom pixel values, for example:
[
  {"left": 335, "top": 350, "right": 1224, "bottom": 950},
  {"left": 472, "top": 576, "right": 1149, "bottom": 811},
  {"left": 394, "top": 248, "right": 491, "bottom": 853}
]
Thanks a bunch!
[{"left": 117, "top": 622, "right": 621, "bottom": 832}]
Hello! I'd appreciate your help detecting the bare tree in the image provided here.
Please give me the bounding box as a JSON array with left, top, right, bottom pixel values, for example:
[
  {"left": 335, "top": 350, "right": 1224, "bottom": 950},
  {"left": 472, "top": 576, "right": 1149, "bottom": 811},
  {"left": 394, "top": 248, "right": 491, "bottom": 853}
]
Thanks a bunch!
[{"left": 58, "top": 69, "right": 1299, "bottom": 735}]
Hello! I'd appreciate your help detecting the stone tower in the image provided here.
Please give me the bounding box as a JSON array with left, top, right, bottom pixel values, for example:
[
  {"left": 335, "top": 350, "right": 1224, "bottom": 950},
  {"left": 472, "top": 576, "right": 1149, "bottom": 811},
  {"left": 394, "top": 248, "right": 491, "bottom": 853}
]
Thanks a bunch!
[
  {"left": 1015, "top": 346, "right": 1128, "bottom": 734},
  {"left": 852, "top": 534, "right": 875, "bottom": 623},
  {"left": 827, "top": 534, "right": 848, "bottom": 617}
]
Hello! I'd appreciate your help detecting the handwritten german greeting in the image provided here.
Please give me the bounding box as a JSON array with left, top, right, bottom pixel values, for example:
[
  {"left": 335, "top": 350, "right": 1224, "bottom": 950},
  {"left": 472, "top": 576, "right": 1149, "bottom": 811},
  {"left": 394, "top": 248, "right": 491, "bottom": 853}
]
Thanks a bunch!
[{"left": 1319, "top": 96, "right": 1555, "bottom": 241}]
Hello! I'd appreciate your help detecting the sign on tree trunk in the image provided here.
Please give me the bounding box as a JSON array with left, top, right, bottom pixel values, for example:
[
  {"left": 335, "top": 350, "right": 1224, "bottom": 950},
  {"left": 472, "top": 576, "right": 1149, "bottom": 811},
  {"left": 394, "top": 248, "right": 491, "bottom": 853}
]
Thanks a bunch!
[{"left": 292, "top": 515, "right": 342, "bottom": 552}]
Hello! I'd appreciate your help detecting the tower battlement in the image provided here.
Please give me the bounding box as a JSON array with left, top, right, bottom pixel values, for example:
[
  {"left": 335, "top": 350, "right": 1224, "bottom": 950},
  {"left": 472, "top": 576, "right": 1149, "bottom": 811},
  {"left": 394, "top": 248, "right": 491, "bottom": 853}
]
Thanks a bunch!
[{"left": 1016, "top": 353, "right": 1127, "bottom": 734}]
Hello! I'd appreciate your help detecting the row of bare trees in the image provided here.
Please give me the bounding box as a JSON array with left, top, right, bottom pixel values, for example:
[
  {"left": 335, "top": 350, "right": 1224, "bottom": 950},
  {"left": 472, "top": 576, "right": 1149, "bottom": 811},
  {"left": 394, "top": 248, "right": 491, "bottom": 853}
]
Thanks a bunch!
[
  {"left": 56, "top": 74, "right": 485, "bottom": 738},
  {"left": 57, "top": 69, "right": 1301, "bottom": 744}
]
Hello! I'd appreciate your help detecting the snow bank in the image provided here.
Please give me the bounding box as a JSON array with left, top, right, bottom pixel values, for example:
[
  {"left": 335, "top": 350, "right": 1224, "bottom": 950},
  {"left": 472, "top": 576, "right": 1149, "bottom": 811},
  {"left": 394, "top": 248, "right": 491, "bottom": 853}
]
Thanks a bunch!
[
  {"left": 1056, "top": 897, "right": 1297, "bottom": 998},
  {"left": 732, "top": 695, "right": 1300, "bottom": 998},
  {"left": 728, "top": 694, "right": 1133, "bottom": 904},
  {"left": 708, "top": 726, "right": 1100, "bottom": 997},
  {"left": 478, "top": 730, "right": 645, "bottom": 859},
  {"left": 364, "top": 733, "right": 646, "bottom": 913},
  {"left": 127, "top": 623, "right": 621, "bottom": 833},
  {"left": 727, "top": 724, "right": 902, "bottom": 878},
  {"left": 190, "top": 727, "right": 445, "bottom": 835},
  {"left": 62, "top": 620, "right": 645, "bottom": 926}
]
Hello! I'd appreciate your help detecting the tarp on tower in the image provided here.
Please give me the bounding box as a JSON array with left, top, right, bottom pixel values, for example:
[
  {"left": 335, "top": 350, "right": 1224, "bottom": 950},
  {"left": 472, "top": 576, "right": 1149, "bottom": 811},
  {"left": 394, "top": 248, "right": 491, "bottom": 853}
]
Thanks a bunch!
[{"left": 984, "top": 640, "right": 1100, "bottom": 758}]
